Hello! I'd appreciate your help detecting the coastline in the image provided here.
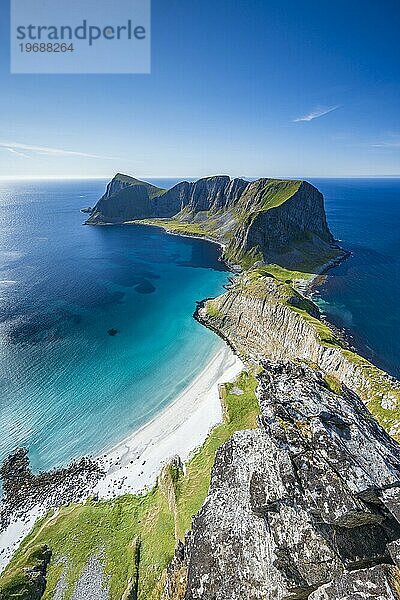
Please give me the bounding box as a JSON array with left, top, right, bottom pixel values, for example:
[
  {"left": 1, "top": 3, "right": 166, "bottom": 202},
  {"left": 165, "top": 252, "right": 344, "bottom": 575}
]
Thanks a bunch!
[
  {"left": 94, "top": 343, "right": 243, "bottom": 499},
  {"left": 86, "top": 220, "right": 244, "bottom": 272},
  {"left": 1, "top": 215, "right": 244, "bottom": 574},
  {"left": 295, "top": 247, "right": 352, "bottom": 296},
  {"left": 0, "top": 343, "right": 243, "bottom": 571},
  {"left": 0, "top": 213, "right": 359, "bottom": 577},
  {"left": 3, "top": 179, "right": 400, "bottom": 597}
]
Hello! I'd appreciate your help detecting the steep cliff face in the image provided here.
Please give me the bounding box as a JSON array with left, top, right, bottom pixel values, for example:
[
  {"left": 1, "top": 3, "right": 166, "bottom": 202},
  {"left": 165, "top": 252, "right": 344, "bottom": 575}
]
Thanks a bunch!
[
  {"left": 162, "top": 361, "right": 400, "bottom": 600},
  {"left": 86, "top": 174, "right": 342, "bottom": 270},
  {"left": 177, "top": 175, "right": 249, "bottom": 213},
  {"left": 86, "top": 173, "right": 166, "bottom": 223},
  {"left": 197, "top": 273, "right": 400, "bottom": 436},
  {"left": 87, "top": 175, "right": 249, "bottom": 224},
  {"left": 227, "top": 180, "right": 335, "bottom": 268}
]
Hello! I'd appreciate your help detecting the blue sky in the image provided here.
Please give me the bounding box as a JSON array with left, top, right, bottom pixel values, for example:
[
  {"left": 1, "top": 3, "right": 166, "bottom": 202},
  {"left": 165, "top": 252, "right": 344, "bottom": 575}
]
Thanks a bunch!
[{"left": 0, "top": 0, "right": 399, "bottom": 179}]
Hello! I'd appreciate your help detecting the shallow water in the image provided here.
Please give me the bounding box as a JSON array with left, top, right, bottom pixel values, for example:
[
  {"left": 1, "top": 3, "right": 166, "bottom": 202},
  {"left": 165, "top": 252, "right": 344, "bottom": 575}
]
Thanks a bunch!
[{"left": 0, "top": 179, "right": 229, "bottom": 471}]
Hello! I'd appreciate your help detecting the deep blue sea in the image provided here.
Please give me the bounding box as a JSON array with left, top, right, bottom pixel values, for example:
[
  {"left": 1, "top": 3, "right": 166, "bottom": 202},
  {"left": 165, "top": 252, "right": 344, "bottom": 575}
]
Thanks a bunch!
[
  {"left": 310, "top": 178, "right": 400, "bottom": 379},
  {"left": 0, "top": 177, "right": 399, "bottom": 473},
  {"left": 0, "top": 179, "right": 229, "bottom": 472}
]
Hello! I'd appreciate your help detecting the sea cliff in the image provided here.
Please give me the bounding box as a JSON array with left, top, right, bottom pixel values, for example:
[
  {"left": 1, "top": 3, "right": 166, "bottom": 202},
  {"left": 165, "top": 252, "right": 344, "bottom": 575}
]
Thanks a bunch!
[
  {"left": 86, "top": 174, "right": 344, "bottom": 270},
  {"left": 197, "top": 271, "right": 400, "bottom": 437},
  {"left": 2, "top": 174, "right": 400, "bottom": 599}
]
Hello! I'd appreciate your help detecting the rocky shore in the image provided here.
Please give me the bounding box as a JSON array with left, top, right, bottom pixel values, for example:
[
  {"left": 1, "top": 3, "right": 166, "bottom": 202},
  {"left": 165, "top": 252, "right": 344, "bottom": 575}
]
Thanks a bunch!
[
  {"left": 0, "top": 448, "right": 103, "bottom": 535},
  {"left": 0, "top": 449, "right": 105, "bottom": 575},
  {"left": 0, "top": 345, "right": 243, "bottom": 574}
]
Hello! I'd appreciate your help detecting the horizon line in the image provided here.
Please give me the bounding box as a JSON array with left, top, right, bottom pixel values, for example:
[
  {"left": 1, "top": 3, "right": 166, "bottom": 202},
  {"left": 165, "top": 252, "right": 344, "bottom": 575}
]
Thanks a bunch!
[{"left": 1, "top": 174, "right": 400, "bottom": 182}]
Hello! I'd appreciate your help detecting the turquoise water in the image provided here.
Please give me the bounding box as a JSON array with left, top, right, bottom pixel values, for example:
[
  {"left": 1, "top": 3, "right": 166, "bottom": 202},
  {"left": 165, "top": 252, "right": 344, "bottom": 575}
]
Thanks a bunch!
[{"left": 0, "top": 179, "right": 229, "bottom": 472}]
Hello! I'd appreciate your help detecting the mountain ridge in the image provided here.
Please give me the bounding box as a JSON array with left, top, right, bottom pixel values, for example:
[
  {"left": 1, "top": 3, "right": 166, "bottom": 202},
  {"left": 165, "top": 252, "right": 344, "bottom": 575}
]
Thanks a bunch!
[{"left": 86, "top": 173, "right": 343, "bottom": 270}]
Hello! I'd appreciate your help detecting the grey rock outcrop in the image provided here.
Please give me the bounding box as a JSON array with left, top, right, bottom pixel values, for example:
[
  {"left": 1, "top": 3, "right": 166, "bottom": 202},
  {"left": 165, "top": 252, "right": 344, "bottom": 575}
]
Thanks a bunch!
[
  {"left": 308, "top": 565, "right": 400, "bottom": 600},
  {"left": 162, "top": 361, "right": 400, "bottom": 599},
  {"left": 24, "top": 546, "right": 52, "bottom": 600},
  {"left": 0, "top": 544, "right": 51, "bottom": 600}
]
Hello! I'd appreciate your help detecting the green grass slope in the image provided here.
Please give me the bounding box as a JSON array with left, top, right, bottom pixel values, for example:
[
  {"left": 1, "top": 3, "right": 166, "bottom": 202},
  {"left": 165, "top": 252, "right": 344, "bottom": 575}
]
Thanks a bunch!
[
  {"left": 112, "top": 174, "right": 166, "bottom": 200},
  {"left": 0, "top": 372, "right": 259, "bottom": 600}
]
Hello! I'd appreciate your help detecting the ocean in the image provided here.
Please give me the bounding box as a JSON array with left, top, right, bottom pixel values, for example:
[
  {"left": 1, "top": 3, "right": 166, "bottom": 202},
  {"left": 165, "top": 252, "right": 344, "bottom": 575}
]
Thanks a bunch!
[
  {"left": 0, "top": 179, "right": 229, "bottom": 472},
  {"left": 0, "top": 177, "right": 399, "bottom": 473},
  {"left": 310, "top": 178, "right": 400, "bottom": 379}
]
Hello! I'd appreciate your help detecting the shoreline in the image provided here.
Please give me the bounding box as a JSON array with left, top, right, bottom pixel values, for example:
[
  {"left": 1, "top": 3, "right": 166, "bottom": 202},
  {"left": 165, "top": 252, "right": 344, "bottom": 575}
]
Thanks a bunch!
[
  {"left": 293, "top": 246, "right": 351, "bottom": 296},
  {"left": 0, "top": 343, "right": 243, "bottom": 571},
  {"left": 86, "top": 219, "right": 244, "bottom": 272},
  {"left": 94, "top": 343, "right": 243, "bottom": 499},
  {"left": 0, "top": 222, "right": 347, "bottom": 573}
]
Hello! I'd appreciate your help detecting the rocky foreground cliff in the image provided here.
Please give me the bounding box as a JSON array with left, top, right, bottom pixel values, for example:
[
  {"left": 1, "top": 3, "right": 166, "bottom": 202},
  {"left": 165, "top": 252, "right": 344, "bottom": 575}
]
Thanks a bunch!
[
  {"left": 86, "top": 174, "right": 343, "bottom": 270},
  {"left": 163, "top": 361, "right": 400, "bottom": 599}
]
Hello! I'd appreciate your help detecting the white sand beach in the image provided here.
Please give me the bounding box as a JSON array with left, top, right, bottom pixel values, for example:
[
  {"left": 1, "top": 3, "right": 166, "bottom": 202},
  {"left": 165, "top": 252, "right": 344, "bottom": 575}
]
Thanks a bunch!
[
  {"left": 94, "top": 344, "right": 244, "bottom": 498},
  {"left": 0, "top": 343, "right": 243, "bottom": 572},
  {"left": 0, "top": 506, "right": 45, "bottom": 572}
]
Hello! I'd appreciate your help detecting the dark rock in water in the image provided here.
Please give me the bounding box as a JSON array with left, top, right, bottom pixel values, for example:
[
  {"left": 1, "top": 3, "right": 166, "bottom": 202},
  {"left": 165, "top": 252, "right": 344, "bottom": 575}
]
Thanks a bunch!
[
  {"left": 134, "top": 281, "right": 156, "bottom": 294},
  {"left": 0, "top": 448, "right": 33, "bottom": 489},
  {"left": 162, "top": 361, "right": 400, "bottom": 600},
  {"left": 0, "top": 448, "right": 104, "bottom": 533},
  {"left": 107, "top": 328, "right": 119, "bottom": 336}
]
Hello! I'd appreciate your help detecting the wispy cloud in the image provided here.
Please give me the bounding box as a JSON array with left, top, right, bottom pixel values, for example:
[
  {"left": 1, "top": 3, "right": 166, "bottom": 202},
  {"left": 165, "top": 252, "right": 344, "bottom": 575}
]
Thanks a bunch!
[
  {"left": 294, "top": 105, "right": 340, "bottom": 122},
  {"left": 370, "top": 135, "right": 400, "bottom": 149},
  {"left": 4, "top": 147, "right": 31, "bottom": 159},
  {"left": 0, "top": 141, "right": 119, "bottom": 160}
]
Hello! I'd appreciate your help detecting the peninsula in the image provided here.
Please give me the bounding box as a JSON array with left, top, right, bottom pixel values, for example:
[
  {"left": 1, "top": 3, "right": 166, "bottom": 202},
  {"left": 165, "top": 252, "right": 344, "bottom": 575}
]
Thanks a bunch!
[
  {"left": 86, "top": 173, "right": 345, "bottom": 271},
  {"left": 1, "top": 174, "right": 400, "bottom": 600}
]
